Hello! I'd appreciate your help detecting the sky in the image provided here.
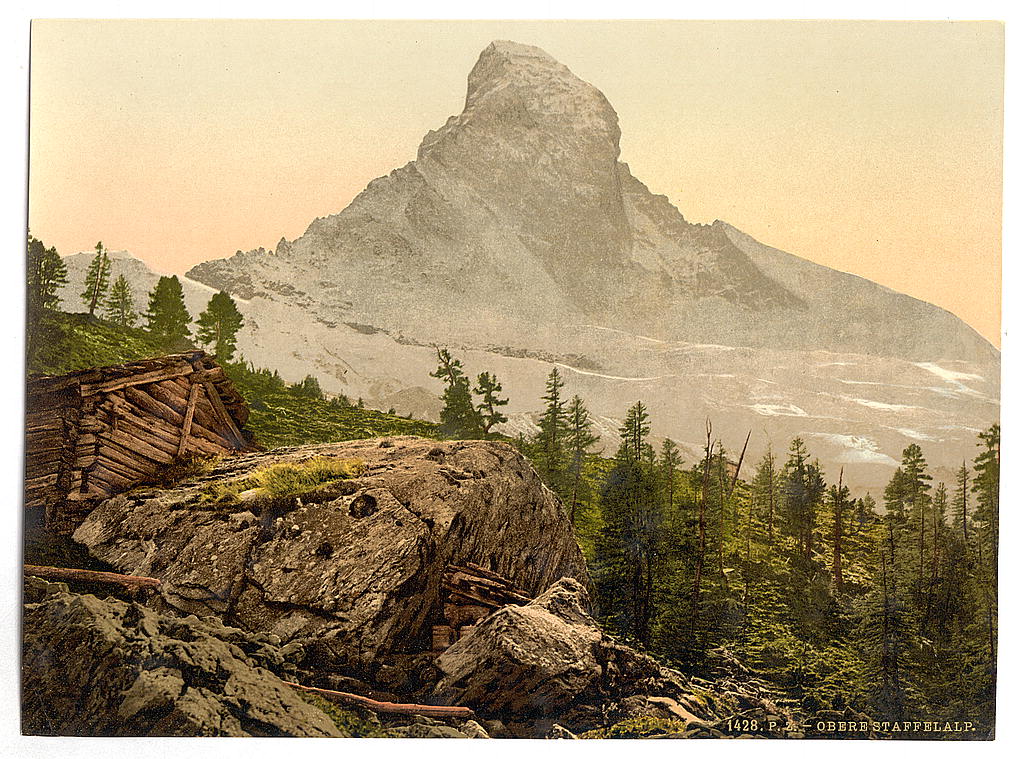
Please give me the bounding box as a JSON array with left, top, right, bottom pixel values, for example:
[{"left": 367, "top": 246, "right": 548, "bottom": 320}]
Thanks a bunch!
[{"left": 28, "top": 19, "right": 1004, "bottom": 346}]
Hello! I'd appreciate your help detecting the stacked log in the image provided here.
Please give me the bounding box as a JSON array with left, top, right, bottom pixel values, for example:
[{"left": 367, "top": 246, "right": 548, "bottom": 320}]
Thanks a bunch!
[
  {"left": 25, "top": 351, "right": 257, "bottom": 534},
  {"left": 432, "top": 563, "right": 532, "bottom": 651}
]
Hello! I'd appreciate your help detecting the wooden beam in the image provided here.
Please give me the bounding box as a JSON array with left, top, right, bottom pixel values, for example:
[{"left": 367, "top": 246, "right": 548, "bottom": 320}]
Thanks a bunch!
[
  {"left": 202, "top": 382, "right": 245, "bottom": 448},
  {"left": 25, "top": 564, "right": 161, "bottom": 590},
  {"left": 282, "top": 682, "right": 475, "bottom": 719},
  {"left": 80, "top": 364, "right": 193, "bottom": 396},
  {"left": 177, "top": 382, "right": 201, "bottom": 457}
]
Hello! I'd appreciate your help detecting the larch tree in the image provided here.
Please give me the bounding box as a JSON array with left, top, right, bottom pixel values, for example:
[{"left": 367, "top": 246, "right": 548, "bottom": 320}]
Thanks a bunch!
[
  {"left": 473, "top": 371, "right": 509, "bottom": 435},
  {"left": 566, "top": 395, "right": 600, "bottom": 524},
  {"left": 103, "top": 274, "right": 137, "bottom": 327},
  {"left": 144, "top": 275, "right": 192, "bottom": 349},
  {"left": 430, "top": 348, "right": 482, "bottom": 438},
  {"left": 27, "top": 233, "right": 67, "bottom": 312},
  {"left": 80, "top": 241, "right": 111, "bottom": 316},
  {"left": 197, "top": 291, "right": 245, "bottom": 362},
  {"left": 534, "top": 367, "right": 569, "bottom": 491}
]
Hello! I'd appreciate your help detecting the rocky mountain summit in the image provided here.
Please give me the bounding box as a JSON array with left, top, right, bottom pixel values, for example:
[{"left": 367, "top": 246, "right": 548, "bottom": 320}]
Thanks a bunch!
[{"left": 187, "top": 40, "right": 993, "bottom": 364}]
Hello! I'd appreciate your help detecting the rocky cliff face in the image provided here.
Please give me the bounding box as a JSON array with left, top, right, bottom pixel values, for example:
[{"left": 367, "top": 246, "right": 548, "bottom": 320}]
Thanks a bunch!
[
  {"left": 22, "top": 577, "right": 342, "bottom": 737},
  {"left": 73, "top": 437, "right": 589, "bottom": 678}
]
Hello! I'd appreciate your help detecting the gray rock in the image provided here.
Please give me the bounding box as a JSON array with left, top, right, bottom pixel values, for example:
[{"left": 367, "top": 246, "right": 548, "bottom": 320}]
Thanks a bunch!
[
  {"left": 73, "top": 437, "right": 588, "bottom": 672},
  {"left": 433, "top": 577, "right": 697, "bottom": 728},
  {"left": 21, "top": 578, "right": 341, "bottom": 737},
  {"left": 547, "top": 723, "right": 577, "bottom": 739},
  {"left": 459, "top": 719, "right": 491, "bottom": 738},
  {"left": 388, "top": 723, "right": 468, "bottom": 738}
]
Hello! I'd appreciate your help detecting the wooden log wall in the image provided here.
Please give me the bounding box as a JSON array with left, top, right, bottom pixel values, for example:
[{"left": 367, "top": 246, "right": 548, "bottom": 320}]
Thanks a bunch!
[
  {"left": 431, "top": 563, "right": 533, "bottom": 652},
  {"left": 25, "top": 351, "right": 256, "bottom": 534}
]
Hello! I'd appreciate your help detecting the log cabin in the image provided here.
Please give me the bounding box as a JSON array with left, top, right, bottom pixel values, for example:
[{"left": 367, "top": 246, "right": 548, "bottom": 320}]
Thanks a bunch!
[{"left": 25, "top": 351, "right": 257, "bottom": 534}]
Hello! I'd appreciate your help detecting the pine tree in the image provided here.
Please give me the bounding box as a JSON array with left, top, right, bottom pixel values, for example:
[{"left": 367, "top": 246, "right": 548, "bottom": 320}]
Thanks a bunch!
[
  {"left": 617, "top": 401, "right": 652, "bottom": 463},
  {"left": 430, "top": 348, "right": 482, "bottom": 438},
  {"left": 971, "top": 424, "right": 999, "bottom": 665},
  {"left": 955, "top": 461, "right": 971, "bottom": 546},
  {"left": 144, "top": 275, "right": 192, "bottom": 349},
  {"left": 595, "top": 401, "right": 661, "bottom": 647},
  {"left": 103, "top": 274, "right": 137, "bottom": 327},
  {"left": 566, "top": 395, "right": 600, "bottom": 524},
  {"left": 473, "top": 371, "right": 509, "bottom": 435},
  {"left": 898, "top": 444, "right": 932, "bottom": 602},
  {"left": 196, "top": 291, "right": 245, "bottom": 362},
  {"left": 658, "top": 438, "right": 683, "bottom": 512},
  {"left": 289, "top": 375, "right": 324, "bottom": 399},
  {"left": 752, "top": 447, "right": 779, "bottom": 545},
  {"left": 534, "top": 367, "right": 569, "bottom": 490},
  {"left": 26, "top": 233, "right": 67, "bottom": 312},
  {"left": 80, "top": 241, "right": 111, "bottom": 316},
  {"left": 828, "top": 470, "right": 851, "bottom": 594},
  {"left": 781, "top": 438, "right": 824, "bottom": 563}
]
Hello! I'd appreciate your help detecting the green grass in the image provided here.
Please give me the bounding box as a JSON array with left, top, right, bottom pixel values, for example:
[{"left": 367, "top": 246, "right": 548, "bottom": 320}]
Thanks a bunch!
[
  {"left": 27, "top": 310, "right": 176, "bottom": 376},
  {"left": 579, "top": 716, "right": 689, "bottom": 739},
  {"left": 224, "top": 361, "right": 442, "bottom": 449},
  {"left": 25, "top": 310, "right": 443, "bottom": 450},
  {"left": 201, "top": 457, "right": 366, "bottom": 511}
]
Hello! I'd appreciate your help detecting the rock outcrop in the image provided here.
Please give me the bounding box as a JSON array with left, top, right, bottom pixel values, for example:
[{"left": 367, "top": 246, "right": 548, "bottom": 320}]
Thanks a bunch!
[
  {"left": 433, "top": 577, "right": 729, "bottom": 734},
  {"left": 21, "top": 577, "right": 342, "bottom": 737},
  {"left": 73, "top": 437, "right": 588, "bottom": 680}
]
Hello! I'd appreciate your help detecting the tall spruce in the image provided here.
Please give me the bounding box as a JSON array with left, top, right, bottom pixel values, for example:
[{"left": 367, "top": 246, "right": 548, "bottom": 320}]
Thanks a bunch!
[
  {"left": 80, "top": 241, "right": 111, "bottom": 316},
  {"left": 596, "top": 400, "right": 661, "bottom": 647},
  {"left": 196, "top": 291, "right": 245, "bottom": 362},
  {"left": 26, "top": 233, "right": 67, "bottom": 312},
  {"left": 144, "top": 275, "right": 192, "bottom": 349},
  {"left": 535, "top": 367, "right": 569, "bottom": 491},
  {"left": 103, "top": 274, "right": 137, "bottom": 327},
  {"left": 566, "top": 395, "right": 600, "bottom": 524}
]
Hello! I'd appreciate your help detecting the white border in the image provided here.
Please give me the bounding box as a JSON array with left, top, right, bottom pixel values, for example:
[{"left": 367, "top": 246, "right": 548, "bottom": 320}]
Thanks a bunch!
[{"left": 1, "top": 3, "right": 1019, "bottom": 757}]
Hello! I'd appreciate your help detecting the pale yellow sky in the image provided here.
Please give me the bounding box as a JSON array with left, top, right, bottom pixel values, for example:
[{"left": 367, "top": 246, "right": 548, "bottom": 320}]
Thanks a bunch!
[{"left": 28, "top": 20, "right": 1003, "bottom": 346}]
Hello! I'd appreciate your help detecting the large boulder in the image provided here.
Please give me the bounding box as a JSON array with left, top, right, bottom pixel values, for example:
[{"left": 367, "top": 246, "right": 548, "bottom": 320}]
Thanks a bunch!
[
  {"left": 73, "top": 437, "right": 588, "bottom": 677},
  {"left": 432, "top": 577, "right": 716, "bottom": 732},
  {"left": 21, "top": 578, "right": 342, "bottom": 737}
]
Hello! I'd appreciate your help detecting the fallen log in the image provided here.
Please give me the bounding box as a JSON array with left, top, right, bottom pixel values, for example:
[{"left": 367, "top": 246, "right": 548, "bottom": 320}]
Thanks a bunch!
[
  {"left": 24, "top": 565, "right": 161, "bottom": 590},
  {"left": 282, "top": 681, "right": 475, "bottom": 719}
]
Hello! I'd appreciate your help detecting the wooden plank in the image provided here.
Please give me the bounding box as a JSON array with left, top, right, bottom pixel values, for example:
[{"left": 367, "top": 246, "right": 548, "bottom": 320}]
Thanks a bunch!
[
  {"left": 432, "top": 625, "right": 456, "bottom": 651},
  {"left": 24, "top": 565, "right": 161, "bottom": 590},
  {"left": 80, "top": 364, "right": 193, "bottom": 395},
  {"left": 202, "top": 382, "right": 245, "bottom": 448},
  {"left": 177, "top": 382, "right": 201, "bottom": 457},
  {"left": 100, "top": 427, "right": 175, "bottom": 465},
  {"left": 281, "top": 682, "right": 475, "bottom": 719}
]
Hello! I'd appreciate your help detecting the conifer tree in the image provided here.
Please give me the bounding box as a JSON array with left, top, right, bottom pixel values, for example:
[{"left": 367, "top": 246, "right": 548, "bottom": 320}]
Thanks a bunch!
[
  {"left": 103, "top": 274, "right": 137, "bottom": 327},
  {"left": 196, "top": 291, "right": 245, "bottom": 362},
  {"left": 751, "top": 447, "right": 779, "bottom": 545},
  {"left": 955, "top": 461, "right": 971, "bottom": 546},
  {"left": 430, "top": 348, "right": 482, "bottom": 438},
  {"left": 289, "top": 374, "right": 324, "bottom": 399},
  {"left": 80, "top": 241, "right": 111, "bottom": 316},
  {"left": 566, "top": 395, "right": 600, "bottom": 524},
  {"left": 658, "top": 437, "right": 683, "bottom": 512},
  {"left": 26, "top": 233, "right": 67, "bottom": 312},
  {"left": 473, "top": 371, "right": 508, "bottom": 435},
  {"left": 828, "top": 470, "right": 851, "bottom": 594},
  {"left": 144, "top": 275, "right": 192, "bottom": 349},
  {"left": 595, "top": 400, "right": 661, "bottom": 647},
  {"left": 534, "top": 367, "right": 569, "bottom": 490}
]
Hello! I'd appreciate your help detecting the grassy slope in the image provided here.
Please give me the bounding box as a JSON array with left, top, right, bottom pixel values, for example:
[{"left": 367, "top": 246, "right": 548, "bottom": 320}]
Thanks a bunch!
[{"left": 26, "top": 310, "right": 443, "bottom": 449}]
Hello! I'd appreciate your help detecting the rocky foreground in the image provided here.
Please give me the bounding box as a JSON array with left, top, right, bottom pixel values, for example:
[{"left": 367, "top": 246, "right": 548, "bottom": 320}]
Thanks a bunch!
[{"left": 24, "top": 437, "right": 832, "bottom": 738}]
